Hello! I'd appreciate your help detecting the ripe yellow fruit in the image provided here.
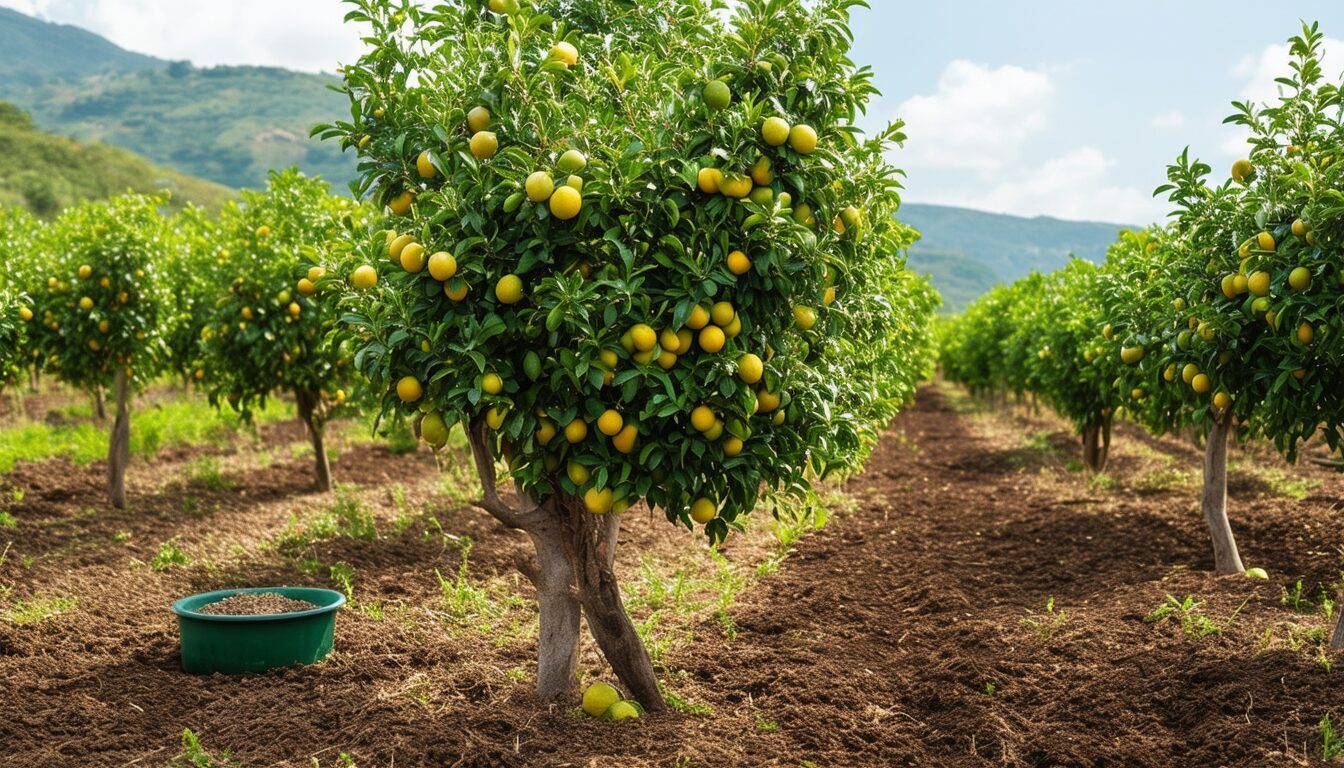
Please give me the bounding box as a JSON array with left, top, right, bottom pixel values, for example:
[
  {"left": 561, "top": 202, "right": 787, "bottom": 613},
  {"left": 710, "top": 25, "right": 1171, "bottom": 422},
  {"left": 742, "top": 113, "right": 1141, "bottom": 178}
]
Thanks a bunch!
[
  {"left": 88, "top": 339, "right": 100, "bottom": 352},
  {"left": 1292, "top": 218, "right": 1307, "bottom": 237},
  {"left": 18, "top": 306, "right": 32, "bottom": 321},
  {"left": 703, "top": 79, "right": 731, "bottom": 111},
  {"left": 565, "top": 418, "right": 588, "bottom": 444},
  {"left": 1232, "top": 274, "right": 1248, "bottom": 294},
  {"left": 1182, "top": 363, "right": 1199, "bottom": 384},
  {"left": 793, "top": 306, "right": 816, "bottom": 331},
  {"left": 400, "top": 242, "right": 427, "bottom": 273},
  {"left": 691, "top": 405, "right": 716, "bottom": 432},
  {"left": 445, "top": 281, "right": 469, "bottom": 301},
  {"left": 598, "top": 409, "right": 624, "bottom": 437},
  {"left": 788, "top": 124, "right": 818, "bottom": 154},
  {"left": 657, "top": 350, "right": 678, "bottom": 369},
  {"left": 536, "top": 419, "right": 557, "bottom": 446},
  {"left": 630, "top": 324, "right": 657, "bottom": 352},
  {"left": 686, "top": 305, "right": 710, "bottom": 330},
  {"left": 397, "top": 376, "right": 423, "bottom": 403},
  {"left": 608, "top": 701, "right": 639, "bottom": 721},
  {"left": 1256, "top": 231, "right": 1275, "bottom": 251},
  {"left": 1163, "top": 363, "right": 1177, "bottom": 382},
  {"left": 469, "top": 131, "right": 499, "bottom": 160},
  {"left": 658, "top": 328, "right": 680, "bottom": 352},
  {"left": 78, "top": 265, "right": 92, "bottom": 280},
  {"left": 584, "top": 487, "right": 614, "bottom": 514},
  {"left": 1220, "top": 274, "right": 1237, "bottom": 299},
  {"left": 613, "top": 424, "right": 638, "bottom": 454},
  {"left": 727, "top": 250, "right": 751, "bottom": 275},
  {"left": 1119, "top": 346, "right": 1145, "bottom": 365},
  {"left": 567, "top": 461, "right": 591, "bottom": 486},
  {"left": 422, "top": 412, "right": 450, "bottom": 446},
  {"left": 690, "top": 498, "right": 718, "bottom": 524},
  {"left": 97, "top": 319, "right": 110, "bottom": 333},
  {"left": 710, "top": 301, "right": 735, "bottom": 327},
  {"left": 549, "top": 41, "right": 579, "bottom": 66},
  {"left": 1289, "top": 266, "right": 1310, "bottom": 291},
  {"left": 388, "top": 233, "right": 415, "bottom": 259},
  {"left": 724, "top": 315, "right": 742, "bottom": 338},
  {"left": 697, "top": 167, "right": 723, "bottom": 194},
  {"left": 1297, "top": 321, "right": 1314, "bottom": 345},
  {"left": 723, "top": 436, "right": 744, "bottom": 457},
  {"left": 675, "top": 329, "right": 693, "bottom": 354},
  {"left": 762, "top": 116, "right": 790, "bottom": 146},
  {"left": 1191, "top": 373, "right": 1211, "bottom": 394},
  {"left": 1231, "top": 158, "right": 1253, "bottom": 184},
  {"left": 428, "top": 251, "right": 457, "bottom": 281},
  {"left": 1131, "top": 388, "right": 1144, "bottom": 401},
  {"left": 1246, "top": 271, "right": 1270, "bottom": 297},
  {"left": 1213, "top": 391, "right": 1232, "bottom": 411},
  {"left": 526, "top": 171, "right": 555, "bottom": 202},
  {"left": 389, "top": 190, "right": 415, "bottom": 216},
  {"left": 495, "top": 274, "right": 524, "bottom": 304},
  {"left": 557, "top": 149, "right": 588, "bottom": 173},
  {"left": 719, "top": 175, "right": 752, "bottom": 199},
  {"left": 549, "top": 185, "right": 582, "bottom": 220},
  {"left": 482, "top": 373, "right": 504, "bottom": 394},
  {"left": 823, "top": 286, "right": 836, "bottom": 306},
  {"left": 352, "top": 265, "right": 378, "bottom": 290},
  {"left": 485, "top": 406, "right": 506, "bottom": 430},
  {"left": 737, "top": 353, "right": 764, "bottom": 384},
  {"left": 289, "top": 302, "right": 301, "bottom": 318},
  {"left": 467, "top": 105, "right": 491, "bottom": 133},
  {"left": 699, "top": 325, "right": 726, "bottom": 353},
  {"left": 750, "top": 156, "right": 774, "bottom": 186},
  {"left": 416, "top": 150, "right": 437, "bottom": 179},
  {"left": 308, "top": 266, "right": 324, "bottom": 282},
  {"left": 79, "top": 296, "right": 93, "bottom": 311},
  {"left": 582, "top": 682, "right": 620, "bottom": 718}
]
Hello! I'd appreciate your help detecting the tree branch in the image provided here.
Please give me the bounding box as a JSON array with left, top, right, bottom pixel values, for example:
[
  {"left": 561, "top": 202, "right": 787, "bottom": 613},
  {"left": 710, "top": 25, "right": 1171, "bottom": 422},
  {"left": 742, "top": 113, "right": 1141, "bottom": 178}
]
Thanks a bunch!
[{"left": 467, "top": 418, "right": 544, "bottom": 531}]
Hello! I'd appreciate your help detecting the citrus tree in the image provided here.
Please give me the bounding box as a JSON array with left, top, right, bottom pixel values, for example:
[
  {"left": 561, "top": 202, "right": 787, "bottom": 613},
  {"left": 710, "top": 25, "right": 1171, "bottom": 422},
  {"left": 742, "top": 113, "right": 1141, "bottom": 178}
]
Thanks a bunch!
[
  {"left": 1100, "top": 24, "right": 1344, "bottom": 576},
  {"left": 318, "top": 0, "right": 938, "bottom": 708},
  {"left": 30, "top": 194, "right": 175, "bottom": 507},
  {"left": 162, "top": 206, "right": 225, "bottom": 387},
  {"left": 197, "top": 169, "right": 362, "bottom": 491},
  {"left": 0, "top": 285, "right": 30, "bottom": 395},
  {"left": 0, "top": 207, "right": 43, "bottom": 393}
]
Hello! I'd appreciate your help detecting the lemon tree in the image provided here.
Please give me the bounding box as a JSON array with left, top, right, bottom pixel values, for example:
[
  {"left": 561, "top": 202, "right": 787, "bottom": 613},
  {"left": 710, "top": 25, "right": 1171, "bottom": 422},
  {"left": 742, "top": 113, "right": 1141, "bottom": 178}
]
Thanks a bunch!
[
  {"left": 29, "top": 194, "right": 175, "bottom": 508},
  {"left": 0, "top": 207, "right": 43, "bottom": 392},
  {"left": 0, "top": 285, "right": 30, "bottom": 393},
  {"left": 197, "top": 169, "right": 361, "bottom": 491},
  {"left": 162, "top": 206, "right": 227, "bottom": 386},
  {"left": 319, "top": 0, "right": 938, "bottom": 708}
]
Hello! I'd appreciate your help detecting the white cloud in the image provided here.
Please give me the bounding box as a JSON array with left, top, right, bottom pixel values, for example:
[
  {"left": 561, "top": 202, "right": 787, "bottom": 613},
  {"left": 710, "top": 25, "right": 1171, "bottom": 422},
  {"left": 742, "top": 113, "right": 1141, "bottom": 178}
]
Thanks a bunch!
[
  {"left": 920, "top": 147, "right": 1164, "bottom": 225},
  {"left": 896, "top": 60, "right": 1054, "bottom": 174},
  {"left": 0, "top": 0, "right": 366, "bottom": 73},
  {"left": 1149, "top": 110, "right": 1184, "bottom": 130}
]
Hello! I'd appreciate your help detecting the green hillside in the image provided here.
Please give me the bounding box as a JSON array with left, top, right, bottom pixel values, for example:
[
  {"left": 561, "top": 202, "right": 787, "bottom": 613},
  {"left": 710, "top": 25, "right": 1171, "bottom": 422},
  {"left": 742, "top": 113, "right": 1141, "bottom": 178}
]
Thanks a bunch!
[
  {"left": 902, "top": 203, "right": 1137, "bottom": 313},
  {"left": 0, "top": 9, "right": 355, "bottom": 191},
  {"left": 0, "top": 102, "right": 233, "bottom": 216}
]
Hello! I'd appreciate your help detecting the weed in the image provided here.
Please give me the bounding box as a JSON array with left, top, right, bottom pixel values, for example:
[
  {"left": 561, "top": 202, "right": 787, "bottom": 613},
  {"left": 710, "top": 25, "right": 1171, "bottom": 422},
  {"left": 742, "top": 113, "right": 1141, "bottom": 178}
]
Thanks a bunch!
[
  {"left": 505, "top": 666, "right": 529, "bottom": 683},
  {"left": 1132, "top": 468, "right": 1197, "bottom": 492},
  {"left": 1281, "top": 579, "right": 1334, "bottom": 617},
  {"left": 152, "top": 539, "right": 191, "bottom": 571},
  {"left": 168, "top": 728, "right": 240, "bottom": 768},
  {"left": 1, "top": 594, "right": 77, "bottom": 625},
  {"left": 0, "top": 511, "right": 14, "bottom": 529},
  {"left": 660, "top": 682, "right": 713, "bottom": 715},
  {"left": 435, "top": 536, "right": 491, "bottom": 623},
  {"left": 329, "top": 563, "right": 356, "bottom": 601},
  {"left": 1146, "top": 595, "right": 1222, "bottom": 638},
  {"left": 187, "top": 457, "right": 235, "bottom": 492},
  {"left": 985, "top": 682, "right": 997, "bottom": 696},
  {"left": 1323, "top": 714, "right": 1344, "bottom": 761},
  {"left": 270, "top": 491, "right": 376, "bottom": 556},
  {"left": 113, "top": 530, "right": 131, "bottom": 543},
  {"left": 1088, "top": 473, "right": 1115, "bottom": 491},
  {"left": 1022, "top": 596, "right": 1069, "bottom": 641}
]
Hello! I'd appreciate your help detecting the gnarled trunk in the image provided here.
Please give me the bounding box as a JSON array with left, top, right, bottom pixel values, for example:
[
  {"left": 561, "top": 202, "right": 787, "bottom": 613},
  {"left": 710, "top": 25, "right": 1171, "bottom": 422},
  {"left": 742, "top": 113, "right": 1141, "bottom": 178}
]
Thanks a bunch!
[
  {"left": 1200, "top": 412, "right": 1244, "bottom": 575},
  {"left": 295, "top": 388, "right": 332, "bottom": 492},
  {"left": 1081, "top": 416, "right": 1112, "bottom": 473},
  {"left": 107, "top": 369, "right": 130, "bottom": 509},
  {"left": 467, "top": 420, "right": 665, "bottom": 712}
]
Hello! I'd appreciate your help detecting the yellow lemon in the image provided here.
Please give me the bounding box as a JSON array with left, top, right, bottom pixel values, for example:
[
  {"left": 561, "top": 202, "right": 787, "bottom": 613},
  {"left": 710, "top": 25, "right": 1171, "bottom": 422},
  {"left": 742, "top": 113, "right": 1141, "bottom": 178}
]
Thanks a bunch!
[
  {"left": 565, "top": 418, "right": 588, "bottom": 444},
  {"left": 690, "top": 406, "right": 716, "bottom": 432},
  {"left": 470, "top": 131, "right": 498, "bottom": 160},
  {"left": 690, "top": 498, "right": 718, "bottom": 524},
  {"left": 762, "top": 116, "right": 790, "bottom": 146},
  {"left": 549, "top": 185, "right": 582, "bottom": 220},
  {"left": 416, "top": 150, "right": 437, "bottom": 179},
  {"left": 686, "top": 305, "right": 710, "bottom": 330},
  {"left": 788, "top": 124, "right": 818, "bottom": 154},
  {"left": 467, "top": 106, "right": 491, "bottom": 133},
  {"left": 352, "top": 265, "right": 378, "bottom": 290},
  {"left": 697, "top": 167, "right": 723, "bottom": 194},
  {"left": 613, "top": 425, "right": 638, "bottom": 454},
  {"left": 428, "top": 251, "right": 457, "bottom": 281},
  {"left": 526, "top": 171, "right": 555, "bottom": 203},
  {"left": 495, "top": 274, "right": 524, "bottom": 304},
  {"left": 397, "top": 376, "right": 423, "bottom": 403},
  {"left": 727, "top": 250, "right": 751, "bottom": 275},
  {"left": 598, "top": 409, "right": 624, "bottom": 437},
  {"left": 737, "top": 353, "right": 763, "bottom": 384},
  {"left": 699, "top": 325, "right": 726, "bottom": 353}
]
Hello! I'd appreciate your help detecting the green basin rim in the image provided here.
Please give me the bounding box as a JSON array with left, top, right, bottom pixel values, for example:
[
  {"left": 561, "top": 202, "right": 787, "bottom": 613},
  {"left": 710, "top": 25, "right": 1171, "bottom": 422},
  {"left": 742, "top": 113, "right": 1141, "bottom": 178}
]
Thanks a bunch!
[{"left": 173, "top": 586, "right": 346, "bottom": 623}]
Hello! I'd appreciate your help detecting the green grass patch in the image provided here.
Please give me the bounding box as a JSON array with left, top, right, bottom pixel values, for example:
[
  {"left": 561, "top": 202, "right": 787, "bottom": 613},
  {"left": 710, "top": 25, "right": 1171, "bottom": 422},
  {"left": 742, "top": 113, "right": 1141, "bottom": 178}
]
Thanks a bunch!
[
  {"left": 1, "top": 594, "right": 77, "bottom": 625},
  {"left": 0, "top": 393, "right": 290, "bottom": 472}
]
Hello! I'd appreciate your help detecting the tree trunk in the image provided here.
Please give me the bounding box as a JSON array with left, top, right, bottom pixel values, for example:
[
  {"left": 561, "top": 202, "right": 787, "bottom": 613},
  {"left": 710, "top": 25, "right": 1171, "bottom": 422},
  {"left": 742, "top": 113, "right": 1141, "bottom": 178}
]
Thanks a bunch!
[
  {"left": 107, "top": 370, "right": 131, "bottom": 509},
  {"left": 1331, "top": 594, "right": 1344, "bottom": 650},
  {"left": 1201, "top": 413, "right": 1244, "bottom": 575},
  {"left": 465, "top": 420, "right": 664, "bottom": 711},
  {"left": 560, "top": 497, "right": 666, "bottom": 712},
  {"left": 295, "top": 389, "right": 332, "bottom": 492},
  {"left": 526, "top": 519, "right": 582, "bottom": 702},
  {"left": 93, "top": 385, "right": 106, "bottom": 421},
  {"left": 1081, "top": 417, "right": 1111, "bottom": 473}
]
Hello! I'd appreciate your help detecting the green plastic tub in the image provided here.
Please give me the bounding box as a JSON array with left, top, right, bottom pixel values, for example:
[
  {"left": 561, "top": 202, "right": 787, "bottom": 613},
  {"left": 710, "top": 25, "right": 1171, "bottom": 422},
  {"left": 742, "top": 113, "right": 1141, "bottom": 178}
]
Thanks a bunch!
[{"left": 172, "top": 587, "right": 345, "bottom": 674}]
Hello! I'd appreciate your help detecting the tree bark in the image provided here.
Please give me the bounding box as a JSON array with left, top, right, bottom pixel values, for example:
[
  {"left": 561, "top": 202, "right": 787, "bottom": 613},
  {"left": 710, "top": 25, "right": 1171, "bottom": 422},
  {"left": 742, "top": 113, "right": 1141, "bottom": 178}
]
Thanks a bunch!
[
  {"left": 465, "top": 420, "right": 663, "bottom": 711},
  {"left": 1081, "top": 416, "right": 1111, "bottom": 473},
  {"left": 93, "top": 385, "right": 106, "bottom": 421},
  {"left": 295, "top": 389, "right": 332, "bottom": 492},
  {"left": 107, "top": 369, "right": 130, "bottom": 509},
  {"left": 1331, "top": 594, "right": 1344, "bottom": 650},
  {"left": 560, "top": 497, "right": 666, "bottom": 712},
  {"left": 1201, "top": 413, "right": 1244, "bottom": 575}
]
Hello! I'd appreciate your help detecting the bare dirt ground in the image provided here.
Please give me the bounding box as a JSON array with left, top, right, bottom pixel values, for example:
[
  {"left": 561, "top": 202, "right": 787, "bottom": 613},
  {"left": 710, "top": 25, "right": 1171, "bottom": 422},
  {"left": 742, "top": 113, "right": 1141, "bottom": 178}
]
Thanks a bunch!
[{"left": 2, "top": 384, "right": 1343, "bottom": 767}]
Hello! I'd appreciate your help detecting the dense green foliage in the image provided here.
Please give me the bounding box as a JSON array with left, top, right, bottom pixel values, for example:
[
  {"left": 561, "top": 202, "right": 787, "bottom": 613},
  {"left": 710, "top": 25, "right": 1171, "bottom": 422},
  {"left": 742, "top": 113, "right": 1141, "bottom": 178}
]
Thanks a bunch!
[
  {"left": 0, "top": 103, "right": 232, "bottom": 216},
  {"left": 320, "top": 0, "right": 939, "bottom": 539}
]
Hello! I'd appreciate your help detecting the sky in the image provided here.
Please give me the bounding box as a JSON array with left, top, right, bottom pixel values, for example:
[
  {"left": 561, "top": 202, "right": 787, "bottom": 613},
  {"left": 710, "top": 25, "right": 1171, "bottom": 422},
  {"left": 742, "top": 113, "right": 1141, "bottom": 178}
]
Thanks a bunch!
[{"left": 4, "top": 1, "right": 1344, "bottom": 225}]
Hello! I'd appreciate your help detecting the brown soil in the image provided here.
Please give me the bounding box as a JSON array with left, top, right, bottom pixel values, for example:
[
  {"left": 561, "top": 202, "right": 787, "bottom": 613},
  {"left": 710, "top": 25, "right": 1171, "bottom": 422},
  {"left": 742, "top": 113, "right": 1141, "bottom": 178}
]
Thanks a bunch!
[
  {"left": 2, "top": 385, "right": 1344, "bottom": 766},
  {"left": 196, "top": 593, "right": 321, "bottom": 616}
]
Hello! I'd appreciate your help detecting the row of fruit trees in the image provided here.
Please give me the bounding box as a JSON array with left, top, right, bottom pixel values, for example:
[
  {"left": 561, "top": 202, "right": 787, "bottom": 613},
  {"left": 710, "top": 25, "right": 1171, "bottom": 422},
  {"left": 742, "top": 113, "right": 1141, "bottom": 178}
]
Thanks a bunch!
[
  {"left": 942, "top": 25, "right": 1344, "bottom": 644},
  {"left": 0, "top": 0, "right": 941, "bottom": 713}
]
